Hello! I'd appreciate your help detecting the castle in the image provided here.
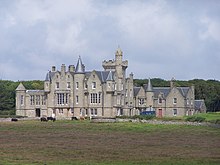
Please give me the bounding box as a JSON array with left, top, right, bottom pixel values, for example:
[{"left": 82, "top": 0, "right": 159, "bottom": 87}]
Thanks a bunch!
[{"left": 16, "top": 48, "right": 206, "bottom": 119}]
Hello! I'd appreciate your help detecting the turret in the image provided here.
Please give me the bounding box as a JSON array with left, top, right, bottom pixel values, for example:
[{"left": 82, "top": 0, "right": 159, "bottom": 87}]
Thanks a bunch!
[
  {"left": 74, "top": 56, "right": 86, "bottom": 116},
  {"left": 16, "top": 83, "right": 26, "bottom": 116}
]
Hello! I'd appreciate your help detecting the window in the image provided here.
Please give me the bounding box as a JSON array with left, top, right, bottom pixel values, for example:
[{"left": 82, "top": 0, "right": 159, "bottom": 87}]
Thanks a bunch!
[
  {"left": 76, "top": 82, "right": 79, "bottom": 89},
  {"left": 98, "top": 93, "right": 101, "bottom": 103},
  {"left": 71, "top": 108, "right": 74, "bottom": 114},
  {"left": 91, "top": 108, "right": 97, "bottom": 116},
  {"left": 85, "top": 109, "right": 88, "bottom": 116},
  {"left": 67, "top": 82, "right": 71, "bottom": 88},
  {"left": 57, "top": 93, "right": 65, "bottom": 105},
  {"left": 173, "top": 109, "right": 177, "bottom": 116},
  {"left": 158, "top": 98, "right": 162, "bottom": 104},
  {"left": 90, "top": 93, "right": 98, "bottom": 103},
  {"left": 41, "top": 95, "right": 46, "bottom": 105},
  {"left": 117, "top": 108, "right": 123, "bottom": 116},
  {"left": 30, "top": 95, "right": 35, "bottom": 105},
  {"left": 76, "top": 95, "right": 79, "bottom": 104},
  {"left": 191, "top": 99, "right": 193, "bottom": 105},
  {"left": 56, "top": 82, "right": 59, "bottom": 89},
  {"left": 36, "top": 95, "right": 40, "bottom": 105},
  {"left": 85, "top": 83, "right": 88, "bottom": 89},
  {"left": 20, "top": 95, "right": 24, "bottom": 105},
  {"left": 173, "top": 98, "right": 177, "bottom": 104},
  {"left": 92, "top": 82, "right": 96, "bottom": 89},
  {"left": 186, "top": 98, "right": 189, "bottom": 105},
  {"left": 65, "top": 94, "right": 69, "bottom": 104},
  {"left": 139, "top": 98, "right": 144, "bottom": 105}
]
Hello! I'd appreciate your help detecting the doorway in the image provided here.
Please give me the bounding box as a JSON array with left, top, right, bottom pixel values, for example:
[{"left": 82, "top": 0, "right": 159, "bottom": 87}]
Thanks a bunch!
[
  {"left": 158, "top": 109, "right": 162, "bottom": 118},
  {"left": 36, "top": 108, "right": 41, "bottom": 117}
]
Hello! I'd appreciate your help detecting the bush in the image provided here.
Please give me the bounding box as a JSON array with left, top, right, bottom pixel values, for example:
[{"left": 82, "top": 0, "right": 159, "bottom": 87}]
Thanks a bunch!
[
  {"left": 131, "top": 115, "right": 155, "bottom": 120},
  {"left": 185, "top": 116, "right": 205, "bottom": 122},
  {"left": 215, "top": 119, "right": 220, "bottom": 124},
  {"left": 0, "top": 110, "right": 15, "bottom": 116}
]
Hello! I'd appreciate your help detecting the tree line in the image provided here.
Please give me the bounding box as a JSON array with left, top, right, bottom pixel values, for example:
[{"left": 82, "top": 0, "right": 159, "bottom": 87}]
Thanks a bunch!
[
  {"left": 0, "top": 80, "right": 44, "bottom": 112},
  {"left": 0, "top": 79, "right": 220, "bottom": 112}
]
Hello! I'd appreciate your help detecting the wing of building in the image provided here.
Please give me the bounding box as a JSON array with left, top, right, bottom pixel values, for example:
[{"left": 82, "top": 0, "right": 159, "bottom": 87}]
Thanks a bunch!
[{"left": 16, "top": 48, "right": 206, "bottom": 119}]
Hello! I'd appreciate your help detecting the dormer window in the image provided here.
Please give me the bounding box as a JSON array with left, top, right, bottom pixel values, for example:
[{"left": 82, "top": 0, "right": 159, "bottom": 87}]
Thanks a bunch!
[
  {"left": 158, "top": 98, "right": 162, "bottom": 104},
  {"left": 186, "top": 98, "right": 189, "bottom": 105},
  {"left": 139, "top": 98, "right": 144, "bottom": 105},
  {"left": 56, "top": 82, "right": 59, "bottom": 89},
  {"left": 67, "top": 82, "right": 70, "bottom": 89},
  {"left": 92, "top": 82, "right": 96, "bottom": 89}
]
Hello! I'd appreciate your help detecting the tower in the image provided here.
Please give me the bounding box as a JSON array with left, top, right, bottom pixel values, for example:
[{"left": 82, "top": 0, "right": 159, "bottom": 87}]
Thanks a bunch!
[
  {"left": 74, "top": 56, "right": 86, "bottom": 116},
  {"left": 16, "top": 82, "right": 26, "bottom": 116}
]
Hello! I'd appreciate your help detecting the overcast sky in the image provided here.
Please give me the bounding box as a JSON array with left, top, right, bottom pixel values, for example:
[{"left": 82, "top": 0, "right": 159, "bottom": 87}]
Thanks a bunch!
[{"left": 0, "top": 0, "right": 220, "bottom": 81}]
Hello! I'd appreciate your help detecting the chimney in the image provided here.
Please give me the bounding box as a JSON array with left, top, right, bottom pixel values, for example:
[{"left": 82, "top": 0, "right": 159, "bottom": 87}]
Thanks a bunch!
[
  {"left": 52, "top": 66, "right": 56, "bottom": 72},
  {"left": 69, "top": 65, "right": 75, "bottom": 72},
  {"left": 170, "top": 77, "right": 175, "bottom": 88},
  {"left": 61, "top": 64, "right": 66, "bottom": 73}
]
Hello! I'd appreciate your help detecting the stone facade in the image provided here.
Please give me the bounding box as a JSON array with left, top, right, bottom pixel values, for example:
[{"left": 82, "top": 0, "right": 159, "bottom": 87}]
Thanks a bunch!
[{"left": 16, "top": 48, "right": 206, "bottom": 119}]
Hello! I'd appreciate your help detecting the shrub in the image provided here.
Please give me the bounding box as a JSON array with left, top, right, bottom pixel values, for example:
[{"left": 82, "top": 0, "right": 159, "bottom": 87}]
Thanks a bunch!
[
  {"left": 130, "top": 115, "right": 155, "bottom": 120},
  {"left": 185, "top": 116, "right": 205, "bottom": 122},
  {"left": 215, "top": 119, "right": 220, "bottom": 124}
]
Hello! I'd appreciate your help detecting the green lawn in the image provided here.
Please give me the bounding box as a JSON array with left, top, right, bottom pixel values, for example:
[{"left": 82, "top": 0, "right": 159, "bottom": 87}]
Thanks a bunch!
[{"left": 0, "top": 120, "right": 219, "bottom": 165}]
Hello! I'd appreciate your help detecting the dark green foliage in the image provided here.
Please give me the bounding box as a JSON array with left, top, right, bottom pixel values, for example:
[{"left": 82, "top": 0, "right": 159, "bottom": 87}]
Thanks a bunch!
[
  {"left": 0, "top": 80, "right": 44, "bottom": 111},
  {"left": 185, "top": 116, "right": 206, "bottom": 122},
  {"left": 131, "top": 115, "right": 155, "bottom": 120}
]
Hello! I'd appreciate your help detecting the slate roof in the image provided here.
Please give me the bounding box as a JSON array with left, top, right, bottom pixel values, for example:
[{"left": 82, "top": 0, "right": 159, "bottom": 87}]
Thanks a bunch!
[
  {"left": 177, "top": 87, "right": 190, "bottom": 97},
  {"left": 95, "top": 71, "right": 115, "bottom": 83},
  {"left": 194, "top": 100, "right": 205, "bottom": 110},
  {"left": 146, "top": 78, "right": 153, "bottom": 91},
  {"left": 106, "top": 71, "right": 114, "bottom": 81},
  {"left": 134, "top": 87, "right": 141, "bottom": 97},
  {"left": 75, "top": 56, "right": 85, "bottom": 73},
  {"left": 142, "top": 84, "right": 191, "bottom": 98},
  {"left": 153, "top": 87, "right": 171, "bottom": 98},
  {"left": 45, "top": 71, "right": 56, "bottom": 81},
  {"left": 26, "top": 90, "right": 45, "bottom": 93}
]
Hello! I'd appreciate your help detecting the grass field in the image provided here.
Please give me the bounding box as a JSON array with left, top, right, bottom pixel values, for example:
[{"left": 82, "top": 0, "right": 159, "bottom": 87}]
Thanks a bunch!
[{"left": 0, "top": 120, "right": 220, "bottom": 165}]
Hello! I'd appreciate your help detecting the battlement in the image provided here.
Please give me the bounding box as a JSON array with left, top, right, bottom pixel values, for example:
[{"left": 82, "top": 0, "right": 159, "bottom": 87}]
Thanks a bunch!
[{"left": 102, "top": 60, "right": 116, "bottom": 71}]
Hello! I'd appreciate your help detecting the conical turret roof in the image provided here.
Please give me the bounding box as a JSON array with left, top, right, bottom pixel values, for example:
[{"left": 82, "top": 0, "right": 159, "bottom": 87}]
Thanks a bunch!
[
  {"left": 147, "top": 78, "right": 153, "bottom": 91},
  {"left": 75, "top": 56, "right": 85, "bottom": 73}
]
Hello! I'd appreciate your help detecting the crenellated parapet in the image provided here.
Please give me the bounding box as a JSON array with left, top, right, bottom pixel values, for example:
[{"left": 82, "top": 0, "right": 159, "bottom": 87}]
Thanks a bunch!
[{"left": 102, "top": 60, "right": 116, "bottom": 71}]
